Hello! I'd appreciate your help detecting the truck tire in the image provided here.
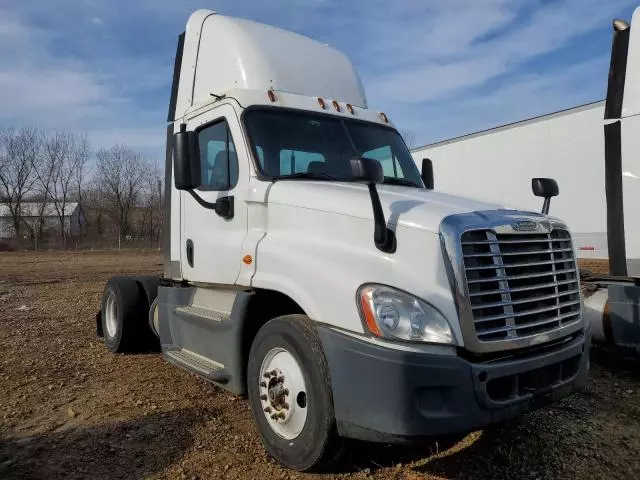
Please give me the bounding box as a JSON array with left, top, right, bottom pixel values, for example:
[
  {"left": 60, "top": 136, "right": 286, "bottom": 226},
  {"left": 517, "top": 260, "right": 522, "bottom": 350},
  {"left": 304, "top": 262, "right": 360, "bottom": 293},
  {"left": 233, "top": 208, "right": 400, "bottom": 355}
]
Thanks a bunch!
[
  {"left": 247, "top": 315, "right": 342, "bottom": 471},
  {"left": 134, "top": 276, "right": 161, "bottom": 350},
  {"left": 134, "top": 276, "right": 159, "bottom": 306},
  {"left": 101, "top": 276, "right": 149, "bottom": 353}
]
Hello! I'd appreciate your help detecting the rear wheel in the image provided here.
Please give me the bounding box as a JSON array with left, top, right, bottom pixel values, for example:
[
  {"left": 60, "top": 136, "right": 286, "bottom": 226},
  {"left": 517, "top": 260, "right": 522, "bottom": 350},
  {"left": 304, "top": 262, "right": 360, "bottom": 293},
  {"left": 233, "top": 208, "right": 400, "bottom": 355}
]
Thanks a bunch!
[
  {"left": 247, "top": 315, "right": 342, "bottom": 471},
  {"left": 101, "top": 277, "right": 149, "bottom": 353}
]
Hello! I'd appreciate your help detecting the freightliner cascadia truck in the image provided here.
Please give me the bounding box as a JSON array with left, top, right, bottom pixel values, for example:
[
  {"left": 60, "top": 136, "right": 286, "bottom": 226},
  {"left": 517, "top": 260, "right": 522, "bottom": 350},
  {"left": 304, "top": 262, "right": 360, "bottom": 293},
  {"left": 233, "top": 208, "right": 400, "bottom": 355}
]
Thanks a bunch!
[
  {"left": 97, "top": 10, "right": 590, "bottom": 471},
  {"left": 411, "top": 7, "right": 640, "bottom": 356}
]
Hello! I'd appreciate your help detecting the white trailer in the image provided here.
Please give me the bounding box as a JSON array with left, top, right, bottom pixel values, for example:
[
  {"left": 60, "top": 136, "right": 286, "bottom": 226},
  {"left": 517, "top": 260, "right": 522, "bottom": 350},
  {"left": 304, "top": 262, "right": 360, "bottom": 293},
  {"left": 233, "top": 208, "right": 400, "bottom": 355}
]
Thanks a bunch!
[
  {"left": 96, "top": 9, "right": 590, "bottom": 471},
  {"left": 411, "top": 101, "right": 609, "bottom": 259},
  {"left": 413, "top": 8, "right": 640, "bottom": 353}
]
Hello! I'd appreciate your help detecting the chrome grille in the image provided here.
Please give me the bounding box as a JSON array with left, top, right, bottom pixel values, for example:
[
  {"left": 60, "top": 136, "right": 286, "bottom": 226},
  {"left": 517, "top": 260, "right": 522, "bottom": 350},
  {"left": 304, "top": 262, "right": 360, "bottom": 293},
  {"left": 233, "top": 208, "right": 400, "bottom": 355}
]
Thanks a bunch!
[{"left": 461, "top": 229, "right": 581, "bottom": 342}]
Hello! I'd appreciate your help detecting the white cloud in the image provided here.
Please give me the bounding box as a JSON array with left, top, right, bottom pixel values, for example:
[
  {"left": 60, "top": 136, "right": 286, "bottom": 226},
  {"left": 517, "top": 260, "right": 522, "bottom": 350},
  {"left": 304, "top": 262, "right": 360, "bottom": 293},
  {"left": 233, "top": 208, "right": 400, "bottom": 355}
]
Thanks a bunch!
[
  {"left": 0, "top": 0, "right": 636, "bottom": 159},
  {"left": 403, "top": 57, "right": 608, "bottom": 148},
  {"left": 364, "top": 0, "right": 633, "bottom": 105},
  {"left": 0, "top": 11, "right": 113, "bottom": 120}
]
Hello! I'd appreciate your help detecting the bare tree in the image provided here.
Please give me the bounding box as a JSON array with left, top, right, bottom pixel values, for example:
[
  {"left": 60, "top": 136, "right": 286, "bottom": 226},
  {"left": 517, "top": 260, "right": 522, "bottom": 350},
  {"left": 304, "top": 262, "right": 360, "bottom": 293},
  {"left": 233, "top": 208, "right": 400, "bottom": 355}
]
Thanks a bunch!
[
  {"left": 47, "top": 132, "right": 90, "bottom": 245},
  {"left": 138, "top": 162, "right": 164, "bottom": 248},
  {"left": 82, "top": 182, "right": 108, "bottom": 243},
  {"left": 95, "top": 145, "right": 147, "bottom": 239},
  {"left": 399, "top": 129, "right": 417, "bottom": 150},
  {"left": 33, "top": 129, "right": 65, "bottom": 240},
  {"left": 73, "top": 134, "right": 90, "bottom": 205},
  {"left": 0, "top": 127, "right": 41, "bottom": 239}
]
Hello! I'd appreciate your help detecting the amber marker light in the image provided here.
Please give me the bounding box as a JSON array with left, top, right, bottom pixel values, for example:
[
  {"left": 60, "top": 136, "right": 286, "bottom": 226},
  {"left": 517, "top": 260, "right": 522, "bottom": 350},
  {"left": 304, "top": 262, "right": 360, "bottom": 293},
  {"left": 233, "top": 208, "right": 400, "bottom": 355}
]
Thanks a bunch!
[
  {"left": 242, "top": 255, "right": 253, "bottom": 265},
  {"left": 332, "top": 100, "right": 341, "bottom": 112},
  {"left": 359, "top": 289, "right": 382, "bottom": 337},
  {"left": 267, "top": 90, "right": 276, "bottom": 102},
  {"left": 346, "top": 103, "right": 354, "bottom": 114},
  {"left": 317, "top": 97, "right": 326, "bottom": 109}
]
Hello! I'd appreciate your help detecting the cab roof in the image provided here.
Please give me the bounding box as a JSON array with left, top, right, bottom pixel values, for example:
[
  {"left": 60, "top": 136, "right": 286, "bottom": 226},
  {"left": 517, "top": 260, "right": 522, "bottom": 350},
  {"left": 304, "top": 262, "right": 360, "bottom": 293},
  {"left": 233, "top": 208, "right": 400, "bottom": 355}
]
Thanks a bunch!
[{"left": 172, "top": 10, "right": 368, "bottom": 121}]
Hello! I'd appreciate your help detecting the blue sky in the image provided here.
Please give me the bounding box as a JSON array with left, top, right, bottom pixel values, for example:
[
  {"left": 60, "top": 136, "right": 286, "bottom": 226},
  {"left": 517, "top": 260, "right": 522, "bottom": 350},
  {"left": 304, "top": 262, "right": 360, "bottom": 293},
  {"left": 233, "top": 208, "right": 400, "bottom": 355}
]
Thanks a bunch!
[{"left": 0, "top": 0, "right": 637, "bottom": 162}]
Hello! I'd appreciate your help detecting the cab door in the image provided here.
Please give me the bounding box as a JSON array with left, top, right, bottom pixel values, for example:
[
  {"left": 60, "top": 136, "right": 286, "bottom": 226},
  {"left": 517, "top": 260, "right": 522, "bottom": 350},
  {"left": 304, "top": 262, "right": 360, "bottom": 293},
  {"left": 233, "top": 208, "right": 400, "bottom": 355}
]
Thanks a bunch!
[{"left": 180, "top": 104, "right": 248, "bottom": 284}]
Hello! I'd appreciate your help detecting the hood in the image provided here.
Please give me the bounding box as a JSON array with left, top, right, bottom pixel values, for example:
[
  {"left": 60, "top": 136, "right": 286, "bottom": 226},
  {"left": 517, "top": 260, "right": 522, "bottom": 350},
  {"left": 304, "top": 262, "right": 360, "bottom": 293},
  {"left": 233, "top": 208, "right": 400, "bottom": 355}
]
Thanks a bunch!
[{"left": 267, "top": 181, "right": 506, "bottom": 233}]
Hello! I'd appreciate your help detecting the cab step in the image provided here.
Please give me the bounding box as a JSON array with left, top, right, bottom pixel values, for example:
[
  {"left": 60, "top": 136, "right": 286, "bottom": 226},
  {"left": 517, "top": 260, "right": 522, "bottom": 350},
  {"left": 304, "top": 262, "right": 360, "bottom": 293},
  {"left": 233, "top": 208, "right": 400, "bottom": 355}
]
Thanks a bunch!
[
  {"left": 164, "top": 348, "right": 230, "bottom": 384},
  {"left": 176, "top": 305, "right": 229, "bottom": 322}
]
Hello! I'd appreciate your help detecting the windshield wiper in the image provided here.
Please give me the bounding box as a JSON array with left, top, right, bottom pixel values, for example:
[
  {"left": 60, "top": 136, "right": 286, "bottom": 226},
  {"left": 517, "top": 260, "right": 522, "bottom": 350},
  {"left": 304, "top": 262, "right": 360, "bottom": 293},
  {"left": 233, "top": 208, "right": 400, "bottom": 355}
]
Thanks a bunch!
[
  {"left": 272, "top": 172, "right": 339, "bottom": 181},
  {"left": 383, "top": 177, "right": 421, "bottom": 188}
]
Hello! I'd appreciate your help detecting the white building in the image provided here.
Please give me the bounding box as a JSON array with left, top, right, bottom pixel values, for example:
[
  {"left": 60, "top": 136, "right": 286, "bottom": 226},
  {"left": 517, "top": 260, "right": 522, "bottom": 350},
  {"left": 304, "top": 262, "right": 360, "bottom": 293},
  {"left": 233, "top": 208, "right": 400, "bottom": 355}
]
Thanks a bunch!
[{"left": 0, "top": 202, "right": 85, "bottom": 239}]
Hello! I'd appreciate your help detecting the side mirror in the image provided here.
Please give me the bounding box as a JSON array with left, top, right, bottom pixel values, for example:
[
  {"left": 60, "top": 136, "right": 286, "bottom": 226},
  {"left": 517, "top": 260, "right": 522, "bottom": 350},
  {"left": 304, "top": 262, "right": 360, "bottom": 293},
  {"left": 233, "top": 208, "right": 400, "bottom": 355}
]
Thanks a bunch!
[
  {"left": 349, "top": 157, "right": 395, "bottom": 253},
  {"left": 531, "top": 177, "right": 559, "bottom": 215},
  {"left": 349, "top": 157, "right": 383, "bottom": 185},
  {"left": 173, "top": 130, "right": 201, "bottom": 190},
  {"left": 421, "top": 158, "right": 434, "bottom": 189}
]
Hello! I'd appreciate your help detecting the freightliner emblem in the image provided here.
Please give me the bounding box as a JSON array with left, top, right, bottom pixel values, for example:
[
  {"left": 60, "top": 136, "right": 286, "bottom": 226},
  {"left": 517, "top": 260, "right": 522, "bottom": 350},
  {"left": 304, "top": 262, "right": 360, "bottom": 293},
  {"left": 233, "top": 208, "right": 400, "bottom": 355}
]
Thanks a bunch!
[{"left": 512, "top": 220, "right": 539, "bottom": 232}]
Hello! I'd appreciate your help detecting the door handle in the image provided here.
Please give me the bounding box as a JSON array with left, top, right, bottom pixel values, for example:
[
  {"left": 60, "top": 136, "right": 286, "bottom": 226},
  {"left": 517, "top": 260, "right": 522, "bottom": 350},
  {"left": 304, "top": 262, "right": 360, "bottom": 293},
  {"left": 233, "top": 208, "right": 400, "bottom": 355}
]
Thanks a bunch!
[{"left": 186, "top": 239, "right": 194, "bottom": 267}]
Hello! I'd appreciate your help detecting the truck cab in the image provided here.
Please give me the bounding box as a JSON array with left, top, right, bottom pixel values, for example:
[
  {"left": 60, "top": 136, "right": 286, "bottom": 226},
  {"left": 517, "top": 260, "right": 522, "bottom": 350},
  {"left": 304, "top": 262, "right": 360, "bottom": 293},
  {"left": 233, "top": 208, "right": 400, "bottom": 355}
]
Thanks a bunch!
[{"left": 99, "top": 10, "right": 590, "bottom": 471}]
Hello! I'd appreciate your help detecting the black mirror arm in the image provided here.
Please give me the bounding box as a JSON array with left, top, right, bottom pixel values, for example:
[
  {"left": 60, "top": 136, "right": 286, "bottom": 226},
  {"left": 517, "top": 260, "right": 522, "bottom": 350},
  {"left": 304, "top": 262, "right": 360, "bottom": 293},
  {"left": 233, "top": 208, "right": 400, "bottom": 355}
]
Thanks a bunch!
[
  {"left": 542, "top": 197, "right": 551, "bottom": 215},
  {"left": 367, "top": 184, "right": 396, "bottom": 253},
  {"left": 188, "top": 190, "right": 234, "bottom": 219}
]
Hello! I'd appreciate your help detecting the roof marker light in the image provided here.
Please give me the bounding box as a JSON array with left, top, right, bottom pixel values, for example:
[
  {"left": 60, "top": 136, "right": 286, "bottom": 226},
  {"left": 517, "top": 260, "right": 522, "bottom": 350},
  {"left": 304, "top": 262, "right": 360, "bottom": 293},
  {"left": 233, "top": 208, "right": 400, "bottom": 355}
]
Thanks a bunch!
[
  {"left": 317, "top": 97, "right": 326, "bottom": 109},
  {"left": 267, "top": 90, "right": 277, "bottom": 102},
  {"left": 332, "top": 100, "right": 341, "bottom": 112},
  {"left": 346, "top": 104, "right": 354, "bottom": 114},
  {"left": 379, "top": 112, "right": 389, "bottom": 123}
]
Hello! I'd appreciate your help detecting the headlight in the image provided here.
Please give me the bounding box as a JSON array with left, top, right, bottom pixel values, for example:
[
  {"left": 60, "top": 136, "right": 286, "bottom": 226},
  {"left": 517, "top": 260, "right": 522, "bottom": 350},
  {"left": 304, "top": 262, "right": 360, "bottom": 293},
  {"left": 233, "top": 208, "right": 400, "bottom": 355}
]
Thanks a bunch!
[{"left": 358, "top": 285, "right": 457, "bottom": 345}]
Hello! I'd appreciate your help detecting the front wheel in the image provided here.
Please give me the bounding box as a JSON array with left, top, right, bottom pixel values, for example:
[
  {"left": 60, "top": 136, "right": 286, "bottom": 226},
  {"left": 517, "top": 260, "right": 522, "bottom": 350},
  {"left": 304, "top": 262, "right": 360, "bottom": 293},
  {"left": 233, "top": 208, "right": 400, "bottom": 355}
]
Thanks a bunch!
[{"left": 247, "top": 315, "right": 342, "bottom": 471}]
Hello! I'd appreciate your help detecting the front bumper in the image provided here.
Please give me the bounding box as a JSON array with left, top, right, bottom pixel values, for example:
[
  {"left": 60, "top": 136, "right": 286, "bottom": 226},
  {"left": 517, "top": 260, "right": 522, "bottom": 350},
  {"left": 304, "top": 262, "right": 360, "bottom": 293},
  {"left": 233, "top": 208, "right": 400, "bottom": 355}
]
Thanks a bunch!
[{"left": 318, "top": 327, "right": 589, "bottom": 443}]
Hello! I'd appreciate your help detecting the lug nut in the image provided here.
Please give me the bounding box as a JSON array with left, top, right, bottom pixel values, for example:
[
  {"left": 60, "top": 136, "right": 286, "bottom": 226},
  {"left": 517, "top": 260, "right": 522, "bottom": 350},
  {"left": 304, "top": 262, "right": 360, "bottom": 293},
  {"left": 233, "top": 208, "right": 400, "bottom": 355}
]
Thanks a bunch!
[
  {"left": 263, "top": 372, "right": 271, "bottom": 379},
  {"left": 264, "top": 406, "right": 272, "bottom": 413},
  {"left": 277, "top": 376, "right": 284, "bottom": 383},
  {"left": 260, "top": 381, "right": 267, "bottom": 388},
  {"left": 283, "top": 403, "right": 289, "bottom": 410},
  {"left": 260, "top": 394, "right": 267, "bottom": 401},
  {"left": 270, "top": 370, "right": 277, "bottom": 376},
  {"left": 278, "top": 412, "right": 286, "bottom": 419},
  {"left": 283, "top": 388, "right": 289, "bottom": 396},
  {"left": 271, "top": 414, "right": 278, "bottom": 420}
]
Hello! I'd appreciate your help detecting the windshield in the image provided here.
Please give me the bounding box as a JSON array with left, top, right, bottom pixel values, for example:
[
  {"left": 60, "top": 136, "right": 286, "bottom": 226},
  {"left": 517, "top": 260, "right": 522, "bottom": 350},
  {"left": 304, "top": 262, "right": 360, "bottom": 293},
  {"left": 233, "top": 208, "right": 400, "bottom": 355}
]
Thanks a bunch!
[{"left": 244, "top": 109, "right": 424, "bottom": 188}]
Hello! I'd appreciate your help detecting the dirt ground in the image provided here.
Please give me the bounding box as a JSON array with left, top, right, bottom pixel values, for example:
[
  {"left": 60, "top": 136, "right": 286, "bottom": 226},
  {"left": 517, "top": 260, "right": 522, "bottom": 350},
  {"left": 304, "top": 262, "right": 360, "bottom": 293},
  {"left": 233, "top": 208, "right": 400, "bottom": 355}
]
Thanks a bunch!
[{"left": 1, "top": 251, "right": 639, "bottom": 480}]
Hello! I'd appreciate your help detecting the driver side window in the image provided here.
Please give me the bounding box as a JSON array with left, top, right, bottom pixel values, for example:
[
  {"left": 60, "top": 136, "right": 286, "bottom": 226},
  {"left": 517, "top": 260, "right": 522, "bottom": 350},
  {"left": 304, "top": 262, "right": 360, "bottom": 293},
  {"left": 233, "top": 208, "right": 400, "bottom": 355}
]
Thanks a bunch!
[{"left": 197, "top": 119, "right": 238, "bottom": 191}]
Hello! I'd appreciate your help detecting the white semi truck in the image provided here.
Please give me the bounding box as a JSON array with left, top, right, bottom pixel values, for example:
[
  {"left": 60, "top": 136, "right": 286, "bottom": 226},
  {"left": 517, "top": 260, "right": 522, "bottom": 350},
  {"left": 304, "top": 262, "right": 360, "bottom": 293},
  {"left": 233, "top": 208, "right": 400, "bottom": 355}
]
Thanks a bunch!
[
  {"left": 97, "top": 10, "right": 589, "bottom": 471},
  {"left": 411, "top": 8, "right": 640, "bottom": 355}
]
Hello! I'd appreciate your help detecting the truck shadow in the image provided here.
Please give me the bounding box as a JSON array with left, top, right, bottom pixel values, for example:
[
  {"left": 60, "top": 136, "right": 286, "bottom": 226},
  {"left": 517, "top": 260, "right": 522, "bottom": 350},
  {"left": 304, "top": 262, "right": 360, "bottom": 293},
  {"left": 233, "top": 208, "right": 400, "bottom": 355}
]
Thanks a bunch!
[
  {"left": 0, "top": 407, "right": 210, "bottom": 480},
  {"left": 328, "top": 419, "right": 567, "bottom": 478},
  {"left": 590, "top": 344, "right": 640, "bottom": 380}
]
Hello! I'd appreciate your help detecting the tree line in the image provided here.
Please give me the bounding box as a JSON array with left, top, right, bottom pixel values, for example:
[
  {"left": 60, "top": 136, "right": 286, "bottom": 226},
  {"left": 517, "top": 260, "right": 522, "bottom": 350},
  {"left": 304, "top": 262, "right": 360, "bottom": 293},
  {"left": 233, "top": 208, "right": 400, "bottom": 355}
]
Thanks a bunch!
[{"left": 0, "top": 127, "right": 163, "bottom": 250}]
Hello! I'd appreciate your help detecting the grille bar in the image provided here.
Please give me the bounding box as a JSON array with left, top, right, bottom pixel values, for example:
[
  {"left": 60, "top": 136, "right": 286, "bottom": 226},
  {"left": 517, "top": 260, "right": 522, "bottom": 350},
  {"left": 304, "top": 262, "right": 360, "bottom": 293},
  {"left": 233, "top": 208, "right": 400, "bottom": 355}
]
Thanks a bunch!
[
  {"left": 473, "top": 299, "right": 581, "bottom": 322},
  {"left": 469, "top": 278, "right": 578, "bottom": 296},
  {"left": 462, "top": 238, "right": 571, "bottom": 245},
  {"left": 472, "top": 289, "right": 580, "bottom": 309},
  {"left": 477, "top": 311, "right": 582, "bottom": 336},
  {"left": 466, "top": 259, "right": 559, "bottom": 270},
  {"left": 466, "top": 268, "right": 577, "bottom": 284},
  {"left": 464, "top": 248, "right": 573, "bottom": 258},
  {"left": 461, "top": 228, "right": 581, "bottom": 342}
]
